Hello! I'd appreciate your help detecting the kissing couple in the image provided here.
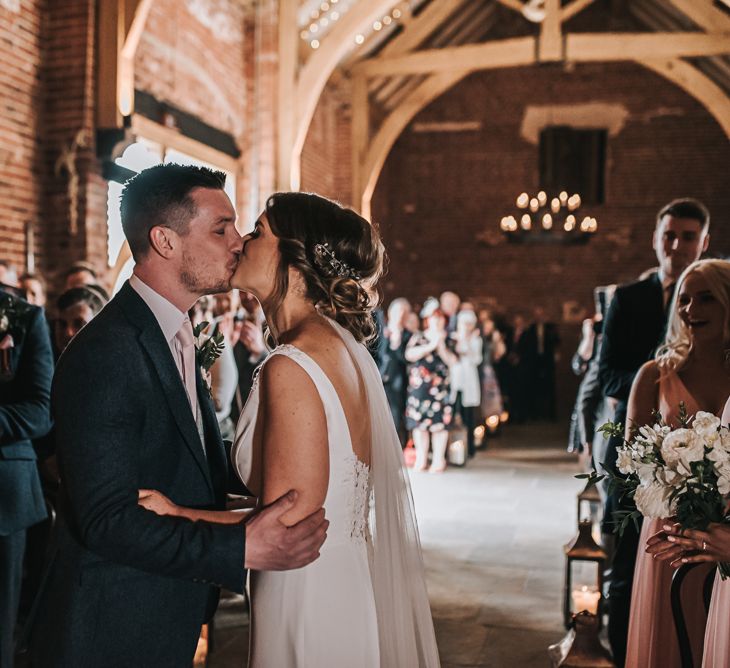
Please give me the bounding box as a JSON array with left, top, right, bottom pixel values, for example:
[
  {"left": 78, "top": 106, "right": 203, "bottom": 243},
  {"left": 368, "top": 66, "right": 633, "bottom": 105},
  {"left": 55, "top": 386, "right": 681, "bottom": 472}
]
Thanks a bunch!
[{"left": 29, "top": 164, "right": 440, "bottom": 667}]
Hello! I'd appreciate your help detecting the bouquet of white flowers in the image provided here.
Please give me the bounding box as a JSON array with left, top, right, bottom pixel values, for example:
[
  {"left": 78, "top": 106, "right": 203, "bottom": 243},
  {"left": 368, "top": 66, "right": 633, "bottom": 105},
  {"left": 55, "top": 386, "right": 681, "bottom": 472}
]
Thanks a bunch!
[{"left": 581, "top": 404, "right": 730, "bottom": 578}]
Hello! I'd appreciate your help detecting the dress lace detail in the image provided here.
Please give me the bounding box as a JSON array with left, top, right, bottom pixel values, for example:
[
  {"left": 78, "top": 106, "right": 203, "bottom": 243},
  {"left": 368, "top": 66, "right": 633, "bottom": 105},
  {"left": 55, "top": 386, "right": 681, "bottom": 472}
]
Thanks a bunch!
[{"left": 345, "top": 452, "right": 372, "bottom": 542}]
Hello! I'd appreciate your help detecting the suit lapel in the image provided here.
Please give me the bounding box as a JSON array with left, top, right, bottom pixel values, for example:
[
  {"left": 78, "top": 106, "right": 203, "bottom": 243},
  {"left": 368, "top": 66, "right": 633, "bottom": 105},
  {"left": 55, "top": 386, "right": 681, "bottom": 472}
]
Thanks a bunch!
[
  {"left": 196, "top": 368, "right": 228, "bottom": 500},
  {"left": 117, "top": 283, "right": 214, "bottom": 494}
]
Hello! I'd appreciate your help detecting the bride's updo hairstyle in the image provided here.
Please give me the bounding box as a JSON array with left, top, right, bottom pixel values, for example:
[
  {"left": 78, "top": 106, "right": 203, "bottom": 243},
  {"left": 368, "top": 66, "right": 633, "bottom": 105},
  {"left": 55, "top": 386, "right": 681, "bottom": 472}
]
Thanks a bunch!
[
  {"left": 656, "top": 259, "right": 730, "bottom": 373},
  {"left": 263, "top": 192, "right": 384, "bottom": 343}
]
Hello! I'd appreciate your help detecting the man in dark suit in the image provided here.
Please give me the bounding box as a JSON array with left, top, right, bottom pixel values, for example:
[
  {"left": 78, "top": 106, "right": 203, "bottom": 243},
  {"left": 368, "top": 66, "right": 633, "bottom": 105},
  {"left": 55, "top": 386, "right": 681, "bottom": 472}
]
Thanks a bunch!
[
  {"left": 523, "top": 307, "right": 560, "bottom": 421},
  {"left": 0, "top": 289, "right": 53, "bottom": 668},
  {"left": 599, "top": 198, "right": 710, "bottom": 666},
  {"left": 29, "top": 164, "right": 327, "bottom": 667}
]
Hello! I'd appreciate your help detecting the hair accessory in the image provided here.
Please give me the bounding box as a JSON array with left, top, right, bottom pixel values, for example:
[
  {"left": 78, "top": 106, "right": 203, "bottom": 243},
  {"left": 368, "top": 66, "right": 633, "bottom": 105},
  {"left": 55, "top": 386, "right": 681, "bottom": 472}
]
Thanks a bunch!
[{"left": 312, "top": 243, "right": 361, "bottom": 280}]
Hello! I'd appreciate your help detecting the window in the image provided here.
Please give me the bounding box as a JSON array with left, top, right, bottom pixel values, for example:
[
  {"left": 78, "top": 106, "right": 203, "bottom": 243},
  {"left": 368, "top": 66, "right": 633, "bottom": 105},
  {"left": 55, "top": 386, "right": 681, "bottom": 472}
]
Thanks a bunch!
[
  {"left": 539, "top": 126, "right": 607, "bottom": 205},
  {"left": 106, "top": 138, "right": 237, "bottom": 295}
]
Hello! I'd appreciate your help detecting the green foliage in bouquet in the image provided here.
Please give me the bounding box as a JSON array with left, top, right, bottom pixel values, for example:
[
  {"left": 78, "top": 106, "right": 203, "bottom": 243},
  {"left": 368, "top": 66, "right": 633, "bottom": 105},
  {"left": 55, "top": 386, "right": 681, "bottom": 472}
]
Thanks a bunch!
[{"left": 577, "top": 403, "right": 730, "bottom": 578}]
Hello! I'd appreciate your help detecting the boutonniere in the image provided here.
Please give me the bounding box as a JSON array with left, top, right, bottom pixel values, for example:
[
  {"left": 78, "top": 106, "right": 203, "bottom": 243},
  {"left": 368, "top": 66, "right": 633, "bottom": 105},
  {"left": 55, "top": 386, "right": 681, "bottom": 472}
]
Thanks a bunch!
[
  {"left": 193, "top": 321, "right": 225, "bottom": 395},
  {"left": 0, "top": 294, "right": 31, "bottom": 377}
]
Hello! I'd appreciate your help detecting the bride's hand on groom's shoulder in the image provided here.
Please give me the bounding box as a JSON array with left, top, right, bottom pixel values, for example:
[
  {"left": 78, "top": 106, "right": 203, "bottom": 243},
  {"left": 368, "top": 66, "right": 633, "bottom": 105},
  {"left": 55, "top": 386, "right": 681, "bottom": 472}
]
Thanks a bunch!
[
  {"left": 138, "top": 489, "right": 180, "bottom": 517},
  {"left": 244, "top": 490, "right": 328, "bottom": 572}
]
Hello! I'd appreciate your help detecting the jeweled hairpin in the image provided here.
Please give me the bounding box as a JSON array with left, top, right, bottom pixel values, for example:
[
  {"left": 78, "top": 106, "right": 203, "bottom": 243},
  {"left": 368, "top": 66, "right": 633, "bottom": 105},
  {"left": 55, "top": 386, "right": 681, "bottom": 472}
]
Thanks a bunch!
[{"left": 312, "top": 243, "right": 361, "bottom": 280}]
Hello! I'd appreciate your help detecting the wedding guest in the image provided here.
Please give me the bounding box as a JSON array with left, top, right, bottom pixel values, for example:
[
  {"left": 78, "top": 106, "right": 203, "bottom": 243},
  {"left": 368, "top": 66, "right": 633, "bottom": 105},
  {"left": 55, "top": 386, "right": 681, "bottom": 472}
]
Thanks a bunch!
[
  {"left": 19, "top": 273, "right": 46, "bottom": 309},
  {"left": 508, "top": 313, "right": 530, "bottom": 423},
  {"left": 208, "top": 292, "right": 240, "bottom": 441},
  {"left": 230, "top": 291, "right": 267, "bottom": 424},
  {"left": 404, "top": 310, "right": 421, "bottom": 335},
  {"left": 450, "top": 310, "right": 483, "bottom": 457},
  {"left": 569, "top": 287, "right": 614, "bottom": 461},
  {"left": 0, "top": 287, "right": 53, "bottom": 668},
  {"left": 62, "top": 261, "right": 98, "bottom": 290},
  {"left": 646, "top": 377, "right": 730, "bottom": 668},
  {"left": 440, "top": 290, "right": 460, "bottom": 332},
  {"left": 599, "top": 197, "right": 710, "bottom": 665},
  {"left": 54, "top": 286, "right": 107, "bottom": 354},
  {"left": 575, "top": 286, "right": 616, "bottom": 488},
  {"left": 479, "top": 313, "right": 505, "bottom": 427},
  {"left": 377, "top": 298, "right": 413, "bottom": 446},
  {"left": 405, "top": 308, "right": 457, "bottom": 472},
  {"left": 524, "top": 307, "right": 560, "bottom": 421},
  {"left": 623, "top": 258, "right": 730, "bottom": 668}
]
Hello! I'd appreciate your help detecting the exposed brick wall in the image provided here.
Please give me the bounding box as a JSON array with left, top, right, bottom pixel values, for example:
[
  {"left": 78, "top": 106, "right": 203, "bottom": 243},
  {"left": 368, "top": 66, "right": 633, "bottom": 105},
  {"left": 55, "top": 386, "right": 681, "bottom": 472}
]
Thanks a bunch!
[
  {"left": 0, "top": 0, "right": 276, "bottom": 293},
  {"left": 371, "top": 62, "right": 730, "bottom": 416},
  {"left": 301, "top": 76, "right": 353, "bottom": 206},
  {"left": 40, "top": 0, "right": 105, "bottom": 285},
  {"left": 135, "top": 0, "right": 248, "bottom": 142},
  {"left": 0, "top": 0, "right": 44, "bottom": 273},
  {"left": 0, "top": 0, "right": 105, "bottom": 286}
]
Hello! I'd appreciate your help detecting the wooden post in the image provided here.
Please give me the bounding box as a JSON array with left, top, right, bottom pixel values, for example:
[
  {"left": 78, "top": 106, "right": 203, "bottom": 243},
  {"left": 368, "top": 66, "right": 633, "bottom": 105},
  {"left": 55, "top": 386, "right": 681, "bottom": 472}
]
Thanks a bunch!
[
  {"left": 277, "top": 0, "right": 299, "bottom": 190},
  {"left": 351, "top": 74, "right": 369, "bottom": 215}
]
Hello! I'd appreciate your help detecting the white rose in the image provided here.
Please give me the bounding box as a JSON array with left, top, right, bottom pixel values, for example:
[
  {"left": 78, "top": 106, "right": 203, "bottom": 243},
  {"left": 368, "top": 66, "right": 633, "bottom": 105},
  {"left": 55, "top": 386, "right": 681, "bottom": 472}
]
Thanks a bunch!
[
  {"left": 616, "top": 447, "right": 636, "bottom": 475},
  {"left": 718, "top": 427, "right": 730, "bottom": 452},
  {"left": 635, "top": 461, "right": 658, "bottom": 486},
  {"left": 634, "top": 481, "right": 676, "bottom": 519},
  {"left": 707, "top": 445, "right": 730, "bottom": 466},
  {"left": 714, "top": 461, "right": 730, "bottom": 494},
  {"left": 718, "top": 475, "right": 730, "bottom": 497},
  {"left": 661, "top": 429, "right": 705, "bottom": 471},
  {"left": 693, "top": 412, "right": 721, "bottom": 438}
]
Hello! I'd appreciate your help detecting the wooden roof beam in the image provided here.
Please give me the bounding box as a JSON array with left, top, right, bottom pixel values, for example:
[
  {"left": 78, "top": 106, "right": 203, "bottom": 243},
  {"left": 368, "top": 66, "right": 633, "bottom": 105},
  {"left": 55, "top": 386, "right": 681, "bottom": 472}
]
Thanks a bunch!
[
  {"left": 381, "top": 0, "right": 466, "bottom": 56},
  {"left": 353, "top": 32, "right": 730, "bottom": 77},
  {"left": 290, "top": 0, "right": 400, "bottom": 190},
  {"left": 539, "top": 0, "right": 562, "bottom": 61},
  {"left": 667, "top": 0, "right": 730, "bottom": 33}
]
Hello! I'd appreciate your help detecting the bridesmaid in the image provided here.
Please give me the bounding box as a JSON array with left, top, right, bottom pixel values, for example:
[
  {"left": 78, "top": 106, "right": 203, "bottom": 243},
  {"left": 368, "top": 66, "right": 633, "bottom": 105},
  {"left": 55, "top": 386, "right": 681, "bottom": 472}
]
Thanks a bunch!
[
  {"left": 623, "top": 259, "right": 730, "bottom": 668},
  {"left": 646, "top": 392, "right": 730, "bottom": 668}
]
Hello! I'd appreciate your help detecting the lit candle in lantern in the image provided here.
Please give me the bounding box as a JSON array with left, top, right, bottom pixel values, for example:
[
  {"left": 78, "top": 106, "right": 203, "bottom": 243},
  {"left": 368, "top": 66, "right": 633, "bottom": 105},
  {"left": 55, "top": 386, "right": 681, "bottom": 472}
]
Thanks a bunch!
[
  {"left": 486, "top": 415, "right": 500, "bottom": 433},
  {"left": 571, "top": 586, "right": 600, "bottom": 615}
]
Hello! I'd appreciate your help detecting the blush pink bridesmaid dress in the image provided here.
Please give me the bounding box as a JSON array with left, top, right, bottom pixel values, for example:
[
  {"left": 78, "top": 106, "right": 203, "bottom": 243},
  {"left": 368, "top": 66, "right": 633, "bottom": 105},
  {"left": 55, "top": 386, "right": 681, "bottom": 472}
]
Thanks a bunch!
[
  {"left": 701, "top": 396, "right": 730, "bottom": 668},
  {"left": 624, "top": 372, "right": 717, "bottom": 668}
]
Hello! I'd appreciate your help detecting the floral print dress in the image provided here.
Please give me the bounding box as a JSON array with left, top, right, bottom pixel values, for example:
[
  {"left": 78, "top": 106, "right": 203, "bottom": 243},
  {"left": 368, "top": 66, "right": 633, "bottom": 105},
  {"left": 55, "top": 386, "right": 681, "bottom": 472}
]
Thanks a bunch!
[{"left": 405, "top": 334, "right": 454, "bottom": 432}]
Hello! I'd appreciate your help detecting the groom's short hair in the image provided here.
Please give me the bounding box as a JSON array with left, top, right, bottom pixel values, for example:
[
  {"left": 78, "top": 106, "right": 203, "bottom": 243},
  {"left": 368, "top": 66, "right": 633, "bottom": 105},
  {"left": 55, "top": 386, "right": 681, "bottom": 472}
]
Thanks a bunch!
[{"left": 120, "top": 163, "right": 227, "bottom": 260}]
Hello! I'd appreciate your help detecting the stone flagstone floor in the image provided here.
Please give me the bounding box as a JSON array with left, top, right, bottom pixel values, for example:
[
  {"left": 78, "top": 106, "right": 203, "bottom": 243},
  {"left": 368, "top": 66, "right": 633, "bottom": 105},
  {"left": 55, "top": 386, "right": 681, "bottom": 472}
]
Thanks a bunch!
[{"left": 208, "top": 422, "right": 585, "bottom": 667}]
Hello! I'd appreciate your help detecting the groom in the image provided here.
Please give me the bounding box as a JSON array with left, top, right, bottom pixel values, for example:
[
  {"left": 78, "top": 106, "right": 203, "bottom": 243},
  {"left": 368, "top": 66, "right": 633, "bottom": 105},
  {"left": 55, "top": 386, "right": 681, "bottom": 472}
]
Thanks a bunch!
[{"left": 29, "top": 164, "right": 327, "bottom": 667}]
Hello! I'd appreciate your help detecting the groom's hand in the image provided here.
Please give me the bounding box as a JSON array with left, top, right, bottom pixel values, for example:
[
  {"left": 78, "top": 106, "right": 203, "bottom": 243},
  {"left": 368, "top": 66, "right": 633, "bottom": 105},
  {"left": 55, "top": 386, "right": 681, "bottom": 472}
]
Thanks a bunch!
[{"left": 244, "top": 490, "right": 328, "bottom": 571}]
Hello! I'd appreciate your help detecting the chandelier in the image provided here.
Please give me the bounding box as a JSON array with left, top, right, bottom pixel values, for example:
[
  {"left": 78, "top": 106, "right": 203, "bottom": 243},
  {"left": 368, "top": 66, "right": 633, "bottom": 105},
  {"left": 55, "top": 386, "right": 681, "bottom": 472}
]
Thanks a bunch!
[{"left": 499, "top": 191, "right": 598, "bottom": 244}]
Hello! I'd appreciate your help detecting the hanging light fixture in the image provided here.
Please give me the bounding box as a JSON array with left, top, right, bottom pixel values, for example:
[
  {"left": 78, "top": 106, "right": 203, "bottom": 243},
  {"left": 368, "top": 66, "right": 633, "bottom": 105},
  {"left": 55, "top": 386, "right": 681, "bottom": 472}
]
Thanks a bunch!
[{"left": 500, "top": 191, "right": 598, "bottom": 245}]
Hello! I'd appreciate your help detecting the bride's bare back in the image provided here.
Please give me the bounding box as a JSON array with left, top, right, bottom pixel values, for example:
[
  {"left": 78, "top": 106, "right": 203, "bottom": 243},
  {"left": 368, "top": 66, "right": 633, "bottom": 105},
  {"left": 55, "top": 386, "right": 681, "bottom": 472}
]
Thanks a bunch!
[{"left": 252, "top": 318, "right": 371, "bottom": 526}]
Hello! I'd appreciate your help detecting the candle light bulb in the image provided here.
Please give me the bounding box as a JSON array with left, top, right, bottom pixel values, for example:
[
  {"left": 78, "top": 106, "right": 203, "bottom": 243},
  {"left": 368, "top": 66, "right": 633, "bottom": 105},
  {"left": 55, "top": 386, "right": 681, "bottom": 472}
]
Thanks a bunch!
[
  {"left": 551, "top": 197, "right": 560, "bottom": 213},
  {"left": 516, "top": 193, "right": 529, "bottom": 208},
  {"left": 521, "top": 214, "right": 532, "bottom": 230},
  {"left": 529, "top": 198, "right": 539, "bottom": 212},
  {"left": 559, "top": 190, "right": 568, "bottom": 204},
  {"left": 542, "top": 213, "right": 553, "bottom": 229},
  {"left": 537, "top": 191, "right": 547, "bottom": 206}
]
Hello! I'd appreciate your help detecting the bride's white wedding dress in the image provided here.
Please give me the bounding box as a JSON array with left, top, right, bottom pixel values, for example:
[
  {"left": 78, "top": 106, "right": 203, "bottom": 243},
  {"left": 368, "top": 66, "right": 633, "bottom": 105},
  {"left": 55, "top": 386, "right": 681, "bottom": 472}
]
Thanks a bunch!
[{"left": 232, "top": 317, "right": 440, "bottom": 667}]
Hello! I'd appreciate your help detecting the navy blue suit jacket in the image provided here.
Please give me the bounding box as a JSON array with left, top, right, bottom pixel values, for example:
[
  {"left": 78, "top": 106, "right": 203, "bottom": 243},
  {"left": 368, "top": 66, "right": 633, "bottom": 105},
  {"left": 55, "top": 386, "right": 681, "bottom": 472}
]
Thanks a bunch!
[
  {"left": 30, "top": 282, "right": 246, "bottom": 667},
  {"left": 598, "top": 272, "right": 666, "bottom": 404},
  {"left": 0, "top": 290, "right": 52, "bottom": 535}
]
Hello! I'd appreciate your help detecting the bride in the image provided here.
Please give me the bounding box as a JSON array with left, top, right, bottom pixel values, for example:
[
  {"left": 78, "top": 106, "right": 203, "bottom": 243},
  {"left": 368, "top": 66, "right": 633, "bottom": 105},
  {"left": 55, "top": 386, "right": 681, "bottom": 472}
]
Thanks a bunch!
[{"left": 139, "top": 192, "right": 440, "bottom": 667}]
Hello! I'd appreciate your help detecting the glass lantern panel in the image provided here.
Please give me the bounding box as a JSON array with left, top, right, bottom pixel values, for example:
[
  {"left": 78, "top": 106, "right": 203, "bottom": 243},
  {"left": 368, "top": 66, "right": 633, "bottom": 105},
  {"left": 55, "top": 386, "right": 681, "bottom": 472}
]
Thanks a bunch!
[{"left": 569, "top": 560, "right": 600, "bottom": 615}]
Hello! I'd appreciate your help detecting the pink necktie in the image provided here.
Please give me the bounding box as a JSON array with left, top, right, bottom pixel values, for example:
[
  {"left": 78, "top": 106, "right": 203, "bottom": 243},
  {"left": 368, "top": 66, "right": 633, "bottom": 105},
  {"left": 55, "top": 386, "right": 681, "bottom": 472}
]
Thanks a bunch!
[{"left": 175, "top": 319, "right": 198, "bottom": 418}]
